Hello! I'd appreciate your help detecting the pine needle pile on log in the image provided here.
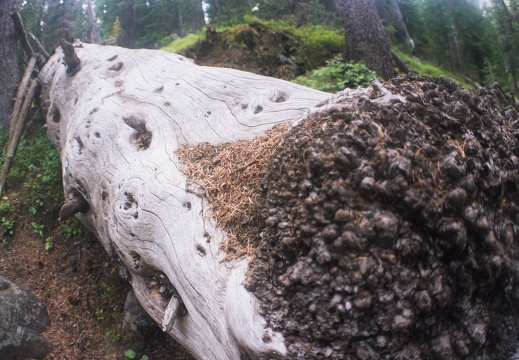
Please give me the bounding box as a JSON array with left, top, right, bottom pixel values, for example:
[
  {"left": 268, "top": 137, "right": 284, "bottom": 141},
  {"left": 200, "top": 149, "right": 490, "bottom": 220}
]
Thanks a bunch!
[{"left": 176, "top": 122, "right": 290, "bottom": 258}]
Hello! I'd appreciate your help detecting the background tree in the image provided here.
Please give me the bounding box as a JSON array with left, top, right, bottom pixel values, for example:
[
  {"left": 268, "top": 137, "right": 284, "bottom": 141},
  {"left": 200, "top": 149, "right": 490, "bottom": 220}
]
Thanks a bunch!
[
  {"left": 41, "top": 0, "right": 78, "bottom": 49},
  {"left": 489, "top": 0, "right": 519, "bottom": 93},
  {"left": 0, "top": 0, "right": 22, "bottom": 128},
  {"left": 335, "top": 0, "right": 393, "bottom": 79},
  {"left": 375, "top": 0, "right": 414, "bottom": 50},
  {"left": 97, "top": 0, "right": 205, "bottom": 48}
]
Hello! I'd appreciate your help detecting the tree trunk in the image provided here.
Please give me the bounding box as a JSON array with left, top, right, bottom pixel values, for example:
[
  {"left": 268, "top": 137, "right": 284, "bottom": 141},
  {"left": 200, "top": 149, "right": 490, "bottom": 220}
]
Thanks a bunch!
[
  {"left": 39, "top": 42, "right": 330, "bottom": 360},
  {"left": 86, "top": 0, "right": 101, "bottom": 43},
  {"left": 335, "top": 0, "right": 393, "bottom": 79},
  {"left": 0, "top": 0, "right": 21, "bottom": 129},
  {"left": 374, "top": 0, "right": 414, "bottom": 51}
]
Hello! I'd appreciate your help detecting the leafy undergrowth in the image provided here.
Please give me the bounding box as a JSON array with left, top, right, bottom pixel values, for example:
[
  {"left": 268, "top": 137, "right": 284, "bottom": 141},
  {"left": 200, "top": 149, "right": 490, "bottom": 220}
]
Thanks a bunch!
[
  {"left": 293, "top": 55, "right": 378, "bottom": 93},
  {"left": 0, "top": 118, "right": 193, "bottom": 359}
]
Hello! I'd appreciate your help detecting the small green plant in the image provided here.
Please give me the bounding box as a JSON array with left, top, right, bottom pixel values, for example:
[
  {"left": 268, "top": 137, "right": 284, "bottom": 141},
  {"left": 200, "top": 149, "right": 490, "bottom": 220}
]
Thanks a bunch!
[
  {"left": 0, "top": 200, "right": 12, "bottom": 214},
  {"left": 100, "top": 282, "right": 115, "bottom": 300},
  {"left": 58, "top": 218, "right": 85, "bottom": 240},
  {"left": 1, "top": 217, "right": 16, "bottom": 246},
  {"left": 44, "top": 236, "right": 54, "bottom": 252},
  {"left": 10, "top": 128, "right": 63, "bottom": 221},
  {"left": 28, "top": 198, "right": 44, "bottom": 215},
  {"left": 31, "top": 222, "right": 44, "bottom": 237},
  {"left": 123, "top": 349, "right": 149, "bottom": 360},
  {"left": 95, "top": 308, "right": 105, "bottom": 321},
  {"left": 2, "top": 217, "right": 15, "bottom": 236},
  {"left": 106, "top": 329, "right": 122, "bottom": 342}
]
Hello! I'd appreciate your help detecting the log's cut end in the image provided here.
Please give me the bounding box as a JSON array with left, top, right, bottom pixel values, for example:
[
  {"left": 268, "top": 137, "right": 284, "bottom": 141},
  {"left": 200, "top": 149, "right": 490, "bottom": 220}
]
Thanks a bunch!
[{"left": 38, "top": 42, "right": 329, "bottom": 360}]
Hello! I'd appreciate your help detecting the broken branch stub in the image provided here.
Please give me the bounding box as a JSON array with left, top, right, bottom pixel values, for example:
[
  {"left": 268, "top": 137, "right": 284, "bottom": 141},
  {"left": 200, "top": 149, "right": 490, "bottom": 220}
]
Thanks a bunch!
[
  {"left": 39, "top": 42, "right": 330, "bottom": 359},
  {"left": 59, "top": 39, "right": 80, "bottom": 76}
]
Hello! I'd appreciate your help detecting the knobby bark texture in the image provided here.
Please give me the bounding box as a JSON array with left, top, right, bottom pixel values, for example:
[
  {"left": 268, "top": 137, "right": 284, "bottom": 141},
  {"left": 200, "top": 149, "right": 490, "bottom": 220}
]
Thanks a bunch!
[
  {"left": 0, "top": 0, "right": 21, "bottom": 128},
  {"left": 249, "top": 76, "right": 519, "bottom": 358},
  {"left": 38, "top": 42, "right": 330, "bottom": 360},
  {"left": 336, "top": 0, "right": 393, "bottom": 80}
]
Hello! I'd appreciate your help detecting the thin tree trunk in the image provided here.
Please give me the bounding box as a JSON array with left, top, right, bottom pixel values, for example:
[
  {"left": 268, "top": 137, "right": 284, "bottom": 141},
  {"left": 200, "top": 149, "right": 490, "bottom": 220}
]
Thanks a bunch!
[
  {"left": 86, "top": 0, "right": 101, "bottom": 43},
  {"left": 178, "top": 2, "right": 184, "bottom": 38},
  {"left": 335, "top": 0, "right": 393, "bottom": 80},
  {"left": 374, "top": 0, "right": 414, "bottom": 51},
  {"left": 0, "top": 0, "right": 21, "bottom": 129}
]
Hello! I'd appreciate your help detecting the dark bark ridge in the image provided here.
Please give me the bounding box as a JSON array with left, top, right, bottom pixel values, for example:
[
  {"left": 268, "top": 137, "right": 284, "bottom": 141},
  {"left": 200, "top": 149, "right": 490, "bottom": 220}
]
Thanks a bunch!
[
  {"left": 250, "top": 75, "right": 519, "bottom": 359},
  {"left": 336, "top": 0, "right": 393, "bottom": 80}
]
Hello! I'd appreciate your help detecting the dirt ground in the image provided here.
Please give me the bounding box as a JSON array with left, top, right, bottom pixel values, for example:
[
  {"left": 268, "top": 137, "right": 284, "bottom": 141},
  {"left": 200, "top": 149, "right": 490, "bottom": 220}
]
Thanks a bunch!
[{"left": 0, "top": 210, "right": 193, "bottom": 359}]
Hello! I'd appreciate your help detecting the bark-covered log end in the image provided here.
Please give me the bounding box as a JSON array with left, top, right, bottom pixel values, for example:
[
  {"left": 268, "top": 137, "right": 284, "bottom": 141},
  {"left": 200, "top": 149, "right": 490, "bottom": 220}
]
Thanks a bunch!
[{"left": 251, "top": 74, "right": 519, "bottom": 359}]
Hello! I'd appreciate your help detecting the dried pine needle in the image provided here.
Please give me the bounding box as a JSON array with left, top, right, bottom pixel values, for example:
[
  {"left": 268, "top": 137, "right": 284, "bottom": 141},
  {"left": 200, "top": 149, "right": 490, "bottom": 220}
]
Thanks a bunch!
[{"left": 176, "top": 123, "right": 290, "bottom": 258}]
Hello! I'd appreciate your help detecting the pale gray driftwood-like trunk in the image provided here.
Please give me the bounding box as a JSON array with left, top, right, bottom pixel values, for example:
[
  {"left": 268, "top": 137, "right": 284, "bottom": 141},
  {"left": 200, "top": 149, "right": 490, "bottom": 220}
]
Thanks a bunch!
[{"left": 39, "top": 42, "right": 331, "bottom": 360}]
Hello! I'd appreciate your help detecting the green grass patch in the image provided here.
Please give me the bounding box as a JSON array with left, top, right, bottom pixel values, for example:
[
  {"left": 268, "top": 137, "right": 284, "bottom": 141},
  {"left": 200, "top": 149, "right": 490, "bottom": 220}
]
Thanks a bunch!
[
  {"left": 395, "top": 50, "right": 472, "bottom": 89},
  {"left": 161, "top": 30, "right": 206, "bottom": 53},
  {"left": 240, "top": 16, "right": 345, "bottom": 69}
]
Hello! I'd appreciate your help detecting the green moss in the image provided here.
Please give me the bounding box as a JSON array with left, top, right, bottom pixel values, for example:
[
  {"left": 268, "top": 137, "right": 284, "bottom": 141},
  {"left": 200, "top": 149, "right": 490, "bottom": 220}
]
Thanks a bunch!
[
  {"left": 161, "top": 30, "right": 206, "bottom": 53},
  {"left": 161, "top": 17, "right": 344, "bottom": 72},
  {"left": 242, "top": 16, "right": 344, "bottom": 69},
  {"left": 395, "top": 51, "right": 472, "bottom": 89}
]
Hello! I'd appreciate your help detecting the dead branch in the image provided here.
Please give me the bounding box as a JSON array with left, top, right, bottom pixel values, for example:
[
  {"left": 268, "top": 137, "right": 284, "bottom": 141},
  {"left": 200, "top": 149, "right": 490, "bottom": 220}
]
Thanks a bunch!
[
  {"left": 8, "top": 56, "right": 37, "bottom": 140},
  {"left": 0, "top": 79, "right": 39, "bottom": 197},
  {"left": 30, "top": 33, "right": 50, "bottom": 60},
  {"left": 59, "top": 192, "right": 90, "bottom": 222},
  {"left": 10, "top": 12, "right": 33, "bottom": 58}
]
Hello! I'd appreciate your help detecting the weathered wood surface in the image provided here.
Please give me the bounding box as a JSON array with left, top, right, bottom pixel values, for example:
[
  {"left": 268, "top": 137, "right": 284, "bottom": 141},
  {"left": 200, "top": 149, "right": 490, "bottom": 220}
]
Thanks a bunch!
[{"left": 39, "top": 42, "right": 331, "bottom": 360}]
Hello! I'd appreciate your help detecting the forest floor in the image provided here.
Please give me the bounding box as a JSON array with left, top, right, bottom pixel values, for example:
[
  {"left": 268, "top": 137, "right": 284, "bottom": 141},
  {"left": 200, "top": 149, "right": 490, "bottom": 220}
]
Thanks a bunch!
[{"left": 0, "top": 218, "right": 193, "bottom": 359}]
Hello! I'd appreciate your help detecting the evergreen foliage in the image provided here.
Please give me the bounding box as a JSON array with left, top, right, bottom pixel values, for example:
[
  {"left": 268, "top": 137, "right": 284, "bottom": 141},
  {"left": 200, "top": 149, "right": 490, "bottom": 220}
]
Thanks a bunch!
[{"left": 14, "top": 0, "right": 519, "bottom": 94}]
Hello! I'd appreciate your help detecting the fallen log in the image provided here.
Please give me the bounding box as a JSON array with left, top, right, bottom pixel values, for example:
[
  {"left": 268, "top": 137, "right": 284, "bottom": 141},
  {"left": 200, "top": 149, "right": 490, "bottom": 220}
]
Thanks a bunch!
[
  {"left": 39, "top": 42, "right": 330, "bottom": 360},
  {"left": 39, "top": 42, "right": 519, "bottom": 359}
]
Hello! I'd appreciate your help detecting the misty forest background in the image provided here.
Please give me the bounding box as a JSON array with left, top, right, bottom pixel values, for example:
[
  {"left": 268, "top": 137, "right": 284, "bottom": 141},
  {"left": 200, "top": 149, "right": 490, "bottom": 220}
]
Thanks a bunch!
[{"left": 14, "top": 0, "right": 519, "bottom": 98}]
